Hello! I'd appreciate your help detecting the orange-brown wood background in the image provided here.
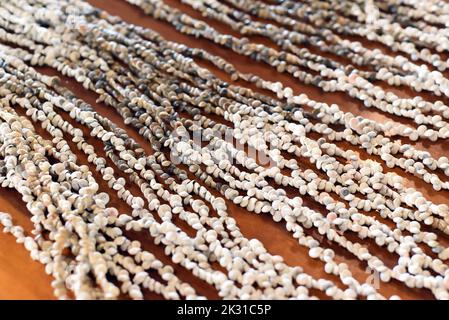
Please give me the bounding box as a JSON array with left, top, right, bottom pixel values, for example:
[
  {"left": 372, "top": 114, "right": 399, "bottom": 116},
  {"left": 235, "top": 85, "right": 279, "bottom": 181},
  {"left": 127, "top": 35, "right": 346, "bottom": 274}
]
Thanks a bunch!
[{"left": 0, "top": 0, "right": 448, "bottom": 300}]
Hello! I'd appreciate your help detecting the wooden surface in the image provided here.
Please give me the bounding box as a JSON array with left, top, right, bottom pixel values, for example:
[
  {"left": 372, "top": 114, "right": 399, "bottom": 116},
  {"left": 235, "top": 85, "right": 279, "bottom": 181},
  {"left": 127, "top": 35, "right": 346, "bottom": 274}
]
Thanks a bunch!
[{"left": 0, "top": 0, "right": 448, "bottom": 300}]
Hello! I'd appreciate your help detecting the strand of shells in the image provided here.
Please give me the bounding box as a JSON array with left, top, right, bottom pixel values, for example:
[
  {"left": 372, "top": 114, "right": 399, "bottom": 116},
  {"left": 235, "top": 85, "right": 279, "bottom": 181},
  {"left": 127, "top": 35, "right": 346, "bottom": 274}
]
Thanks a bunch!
[
  {"left": 128, "top": 0, "right": 449, "bottom": 141},
  {"left": 123, "top": 0, "right": 449, "bottom": 194},
  {"left": 0, "top": 45, "right": 341, "bottom": 300},
  {"left": 0, "top": 0, "right": 448, "bottom": 299},
  {"left": 0, "top": 0, "right": 357, "bottom": 300}
]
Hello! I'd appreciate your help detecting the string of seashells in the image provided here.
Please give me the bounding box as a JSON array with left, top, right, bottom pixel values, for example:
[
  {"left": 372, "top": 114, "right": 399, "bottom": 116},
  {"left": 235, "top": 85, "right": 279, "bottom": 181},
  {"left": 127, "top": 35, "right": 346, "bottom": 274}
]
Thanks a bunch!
[
  {"left": 0, "top": 56, "right": 335, "bottom": 300},
  {"left": 125, "top": 0, "right": 449, "bottom": 192},
  {"left": 128, "top": 0, "right": 449, "bottom": 142},
  {"left": 0, "top": 0, "right": 447, "bottom": 299}
]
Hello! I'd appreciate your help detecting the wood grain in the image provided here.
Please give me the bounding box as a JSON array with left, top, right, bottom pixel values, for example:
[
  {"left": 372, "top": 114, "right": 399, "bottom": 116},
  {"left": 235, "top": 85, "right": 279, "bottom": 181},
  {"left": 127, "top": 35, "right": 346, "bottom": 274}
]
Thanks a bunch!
[{"left": 0, "top": 0, "right": 448, "bottom": 300}]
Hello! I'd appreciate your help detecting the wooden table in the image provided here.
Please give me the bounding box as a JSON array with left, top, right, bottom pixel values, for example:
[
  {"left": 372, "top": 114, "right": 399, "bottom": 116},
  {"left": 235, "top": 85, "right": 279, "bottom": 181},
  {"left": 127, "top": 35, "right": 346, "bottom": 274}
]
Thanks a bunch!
[{"left": 0, "top": 0, "right": 447, "bottom": 300}]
